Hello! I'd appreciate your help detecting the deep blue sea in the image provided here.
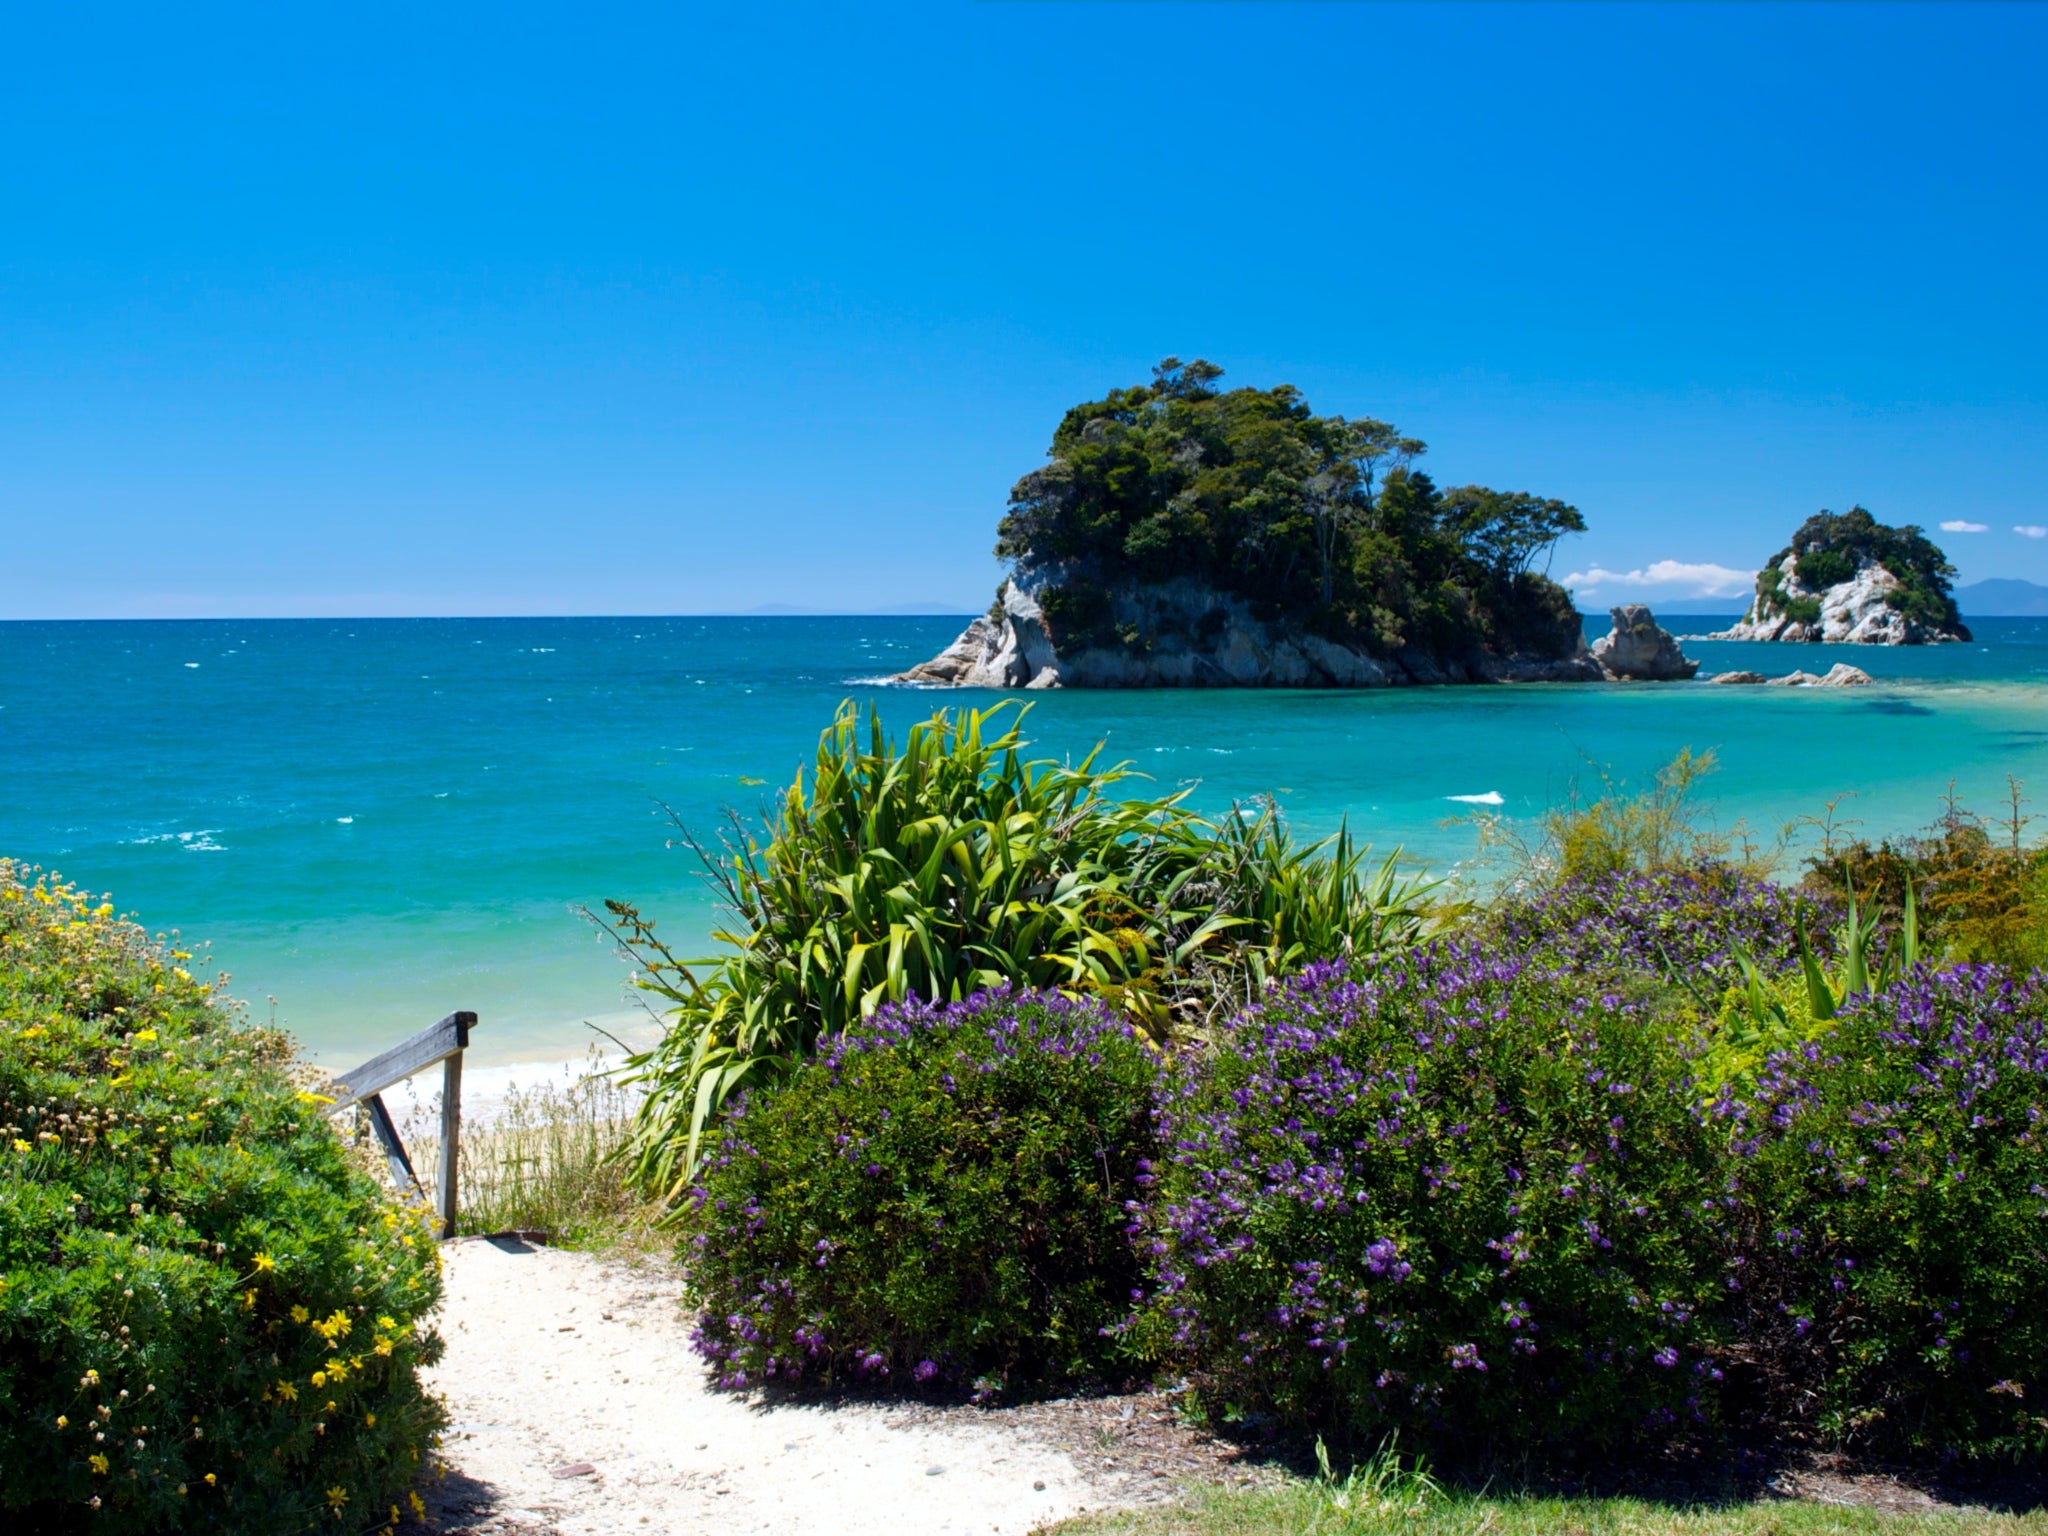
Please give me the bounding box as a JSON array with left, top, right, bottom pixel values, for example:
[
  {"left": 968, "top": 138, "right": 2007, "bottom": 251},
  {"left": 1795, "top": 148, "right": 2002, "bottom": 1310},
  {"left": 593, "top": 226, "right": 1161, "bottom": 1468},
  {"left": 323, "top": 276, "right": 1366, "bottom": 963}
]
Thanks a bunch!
[{"left": 8, "top": 614, "right": 2048, "bottom": 1069}]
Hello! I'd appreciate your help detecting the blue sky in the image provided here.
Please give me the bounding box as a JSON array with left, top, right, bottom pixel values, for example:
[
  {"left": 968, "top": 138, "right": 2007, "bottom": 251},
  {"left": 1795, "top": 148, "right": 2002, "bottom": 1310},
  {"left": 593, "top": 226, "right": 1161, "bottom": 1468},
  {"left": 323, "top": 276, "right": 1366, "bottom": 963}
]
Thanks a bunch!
[{"left": 4, "top": 2, "right": 2045, "bottom": 618}]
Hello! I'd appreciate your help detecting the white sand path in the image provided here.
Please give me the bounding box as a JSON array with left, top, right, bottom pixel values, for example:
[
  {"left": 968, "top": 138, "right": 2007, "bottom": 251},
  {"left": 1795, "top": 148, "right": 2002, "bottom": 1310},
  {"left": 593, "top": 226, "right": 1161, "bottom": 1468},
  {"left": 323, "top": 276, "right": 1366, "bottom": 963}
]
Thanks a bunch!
[{"left": 425, "top": 1237, "right": 1115, "bottom": 1536}]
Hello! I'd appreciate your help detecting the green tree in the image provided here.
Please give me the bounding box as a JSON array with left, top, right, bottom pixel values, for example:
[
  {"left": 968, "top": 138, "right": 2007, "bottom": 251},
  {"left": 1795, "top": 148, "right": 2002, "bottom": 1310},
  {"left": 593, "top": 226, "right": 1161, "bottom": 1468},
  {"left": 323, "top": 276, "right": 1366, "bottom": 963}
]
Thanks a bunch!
[
  {"left": 1439, "top": 486, "right": 1587, "bottom": 577},
  {"left": 993, "top": 360, "right": 1586, "bottom": 662}
]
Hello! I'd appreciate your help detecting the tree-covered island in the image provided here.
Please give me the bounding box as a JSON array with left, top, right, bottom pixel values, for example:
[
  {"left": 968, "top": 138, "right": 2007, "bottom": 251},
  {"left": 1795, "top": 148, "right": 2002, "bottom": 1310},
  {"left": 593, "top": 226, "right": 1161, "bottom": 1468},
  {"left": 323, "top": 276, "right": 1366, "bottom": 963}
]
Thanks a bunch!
[
  {"left": 903, "top": 359, "right": 1606, "bottom": 687},
  {"left": 1712, "top": 506, "right": 1970, "bottom": 645}
]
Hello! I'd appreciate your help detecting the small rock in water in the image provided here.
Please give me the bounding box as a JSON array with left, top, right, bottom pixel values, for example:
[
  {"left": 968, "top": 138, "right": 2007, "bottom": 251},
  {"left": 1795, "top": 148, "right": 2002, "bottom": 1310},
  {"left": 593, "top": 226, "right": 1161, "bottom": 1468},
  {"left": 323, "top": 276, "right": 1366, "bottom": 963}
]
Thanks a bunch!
[
  {"left": 550, "top": 1462, "right": 596, "bottom": 1479},
  {"left": 927, "top": 1464, "right": 946, "bottom": 1476},
  {"left": 1592, "top": 604, "right": 1699, "bottom": 681}
]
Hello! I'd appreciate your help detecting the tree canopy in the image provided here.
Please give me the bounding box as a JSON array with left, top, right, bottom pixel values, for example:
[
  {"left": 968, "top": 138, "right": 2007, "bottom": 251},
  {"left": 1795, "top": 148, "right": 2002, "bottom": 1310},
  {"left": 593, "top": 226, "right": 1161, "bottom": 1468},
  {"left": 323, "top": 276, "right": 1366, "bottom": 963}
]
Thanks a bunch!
[{"left": 994, "top": 359, "right": 1587, "bottom": 660}]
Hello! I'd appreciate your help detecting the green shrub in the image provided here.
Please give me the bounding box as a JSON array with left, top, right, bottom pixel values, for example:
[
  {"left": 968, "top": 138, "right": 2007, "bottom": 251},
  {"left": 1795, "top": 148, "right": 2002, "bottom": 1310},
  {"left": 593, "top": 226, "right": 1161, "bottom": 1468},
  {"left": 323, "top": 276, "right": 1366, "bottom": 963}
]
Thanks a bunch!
[
  {"left": 0, "top": 864, "right": 445, "bottom": 1534},
  {"left": 1804, "top": 785, "right": 2048, "bottom": 973},
  {"left": 1152, "top": 949, "right": 1731, "bottom": 1457},
  {"left": 681, "top": 988, "right": 1158, "bottom": 1397},
  {"left": 1466, "top": 749, "right": 1771, "bottom": 891},
  {"left": 1722, "top": 964, "right": 2048, "bottom": 1459}
]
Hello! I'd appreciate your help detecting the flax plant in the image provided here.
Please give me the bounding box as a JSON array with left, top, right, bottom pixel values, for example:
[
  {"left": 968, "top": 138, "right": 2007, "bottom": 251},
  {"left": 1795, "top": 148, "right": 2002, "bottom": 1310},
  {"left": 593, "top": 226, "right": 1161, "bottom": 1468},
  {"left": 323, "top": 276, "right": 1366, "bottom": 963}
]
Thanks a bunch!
[{"left": 592, "top": 701, "right": 1435, "bottom": 1196}]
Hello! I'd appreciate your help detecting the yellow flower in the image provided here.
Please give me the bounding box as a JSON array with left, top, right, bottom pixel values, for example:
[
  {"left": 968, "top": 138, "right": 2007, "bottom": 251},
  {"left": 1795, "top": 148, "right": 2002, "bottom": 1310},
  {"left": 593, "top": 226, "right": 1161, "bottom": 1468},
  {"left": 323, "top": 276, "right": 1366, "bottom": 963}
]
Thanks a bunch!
[
  {"left": 205, "top": 1472, "right": 217, "bottom": 1486},
  {"left": 365, "top": 1413, "right": 376, "bottom": 1427},
  {"left": 133, "top": 1029, "right": 157, "bottom": 1042},
  {"left": 376, "top": 1315, "right": 396, "bottom": 1331},
  {"left": 55, "top": 1416, "right": 69, "bottom": 1429},
  {"left": 310, "top": 1371, "right": 327, "bottom": 1388},
  {"left": 373, "top": 1338, "right": 394, "bottom": 1357},
  {"left": 296, "top": 1090, "right": 335, "bottom": 1107},
  {"left": 290, "top": 1305, "right": 310, "bottom": 1323},
  {"left": 89, "top": 1454, "right": 109, "bottom": 1475},
  {"left": 326, "top": 1485, "right": 349, "bottom": 1511},
  {"left": 238, "top": 1289, "right": 257, "bottom": 1313},
  {"left": 408, "top": 1492, "right": 425, "bottom": 1518},
  {"left": 10, "top": 1140, "right": 28, "bottom": 1154},
  {"left": 275, "top": 1381, "right": 298, "bottom": 1403},
  {"left": 251, "top": 1252, "right": 276, "bottom": 1273}
]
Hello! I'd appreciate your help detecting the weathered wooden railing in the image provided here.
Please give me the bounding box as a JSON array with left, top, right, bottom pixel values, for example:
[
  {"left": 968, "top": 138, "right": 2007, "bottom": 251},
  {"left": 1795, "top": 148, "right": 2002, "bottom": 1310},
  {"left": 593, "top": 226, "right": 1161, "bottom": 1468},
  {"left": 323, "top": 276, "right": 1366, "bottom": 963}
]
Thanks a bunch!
[{"left": 324, "top": 1011, "right": 476, "bottom": 1239}]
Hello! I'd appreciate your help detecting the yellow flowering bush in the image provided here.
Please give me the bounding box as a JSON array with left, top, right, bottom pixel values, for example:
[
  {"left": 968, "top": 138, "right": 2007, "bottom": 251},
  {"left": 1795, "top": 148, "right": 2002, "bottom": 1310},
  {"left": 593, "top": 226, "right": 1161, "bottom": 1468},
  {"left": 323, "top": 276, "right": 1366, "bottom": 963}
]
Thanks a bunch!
[{"left": 0, "top": 863, "right": 446, "bottom": 1533}]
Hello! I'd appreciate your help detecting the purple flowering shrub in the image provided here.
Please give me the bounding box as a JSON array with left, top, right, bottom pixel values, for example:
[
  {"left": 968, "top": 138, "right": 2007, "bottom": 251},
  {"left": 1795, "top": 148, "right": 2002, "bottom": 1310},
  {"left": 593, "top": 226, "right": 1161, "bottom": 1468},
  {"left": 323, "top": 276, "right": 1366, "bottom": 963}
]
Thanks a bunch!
[
  {"left": 1495, "top": 863, "right": 1837, "bottom": 996},
  {"left": 680, "top": 988, "right": 1158, "bottom": 1396},
  {"left": 1723, "top": 963, "right": 2048, "bottom": 1458},
  {"left": 1152, "top": 948, "right": 1731, "bottom": 1453}
]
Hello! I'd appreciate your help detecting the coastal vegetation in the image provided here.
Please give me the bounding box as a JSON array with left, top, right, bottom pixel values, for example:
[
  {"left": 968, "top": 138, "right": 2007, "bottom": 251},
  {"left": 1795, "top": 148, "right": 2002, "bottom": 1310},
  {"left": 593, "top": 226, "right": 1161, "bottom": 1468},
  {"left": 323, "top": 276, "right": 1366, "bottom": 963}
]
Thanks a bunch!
[
  {"left": 0, "top": 862, "right": 445, "bottom": 1534},
  {"left": 992, "top": 359, "right": 1587, "bottom": 665},
  {"left": 12, "top": 705, "right": 2048, "bottom": 1530},
  {"left": 1053, "top": 1484, "right": 2048, "bottom": 1536},
  {"left": 616, "top": 704, "right": 2048, "bottom": 1482},
  {"left": 1803, "top": 782, "right": 2048, "bottom": 972},
  {"left": 683, "top": 989, "right": 1160, "bottom": 1396},
  {"left": 413, "top": 1056, "right": 655, "bottom": 1251},
  {"left": 595, "top": 700, "right": 1433, "bottom": 1195}
]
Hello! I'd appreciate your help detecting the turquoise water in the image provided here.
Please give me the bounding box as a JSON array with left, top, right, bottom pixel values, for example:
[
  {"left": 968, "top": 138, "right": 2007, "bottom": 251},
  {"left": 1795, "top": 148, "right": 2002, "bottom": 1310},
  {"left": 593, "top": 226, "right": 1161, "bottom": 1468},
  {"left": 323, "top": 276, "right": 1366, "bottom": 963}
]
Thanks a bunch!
[{"left": 8, "top": 615, "right": 2048, "bottom": 1069}]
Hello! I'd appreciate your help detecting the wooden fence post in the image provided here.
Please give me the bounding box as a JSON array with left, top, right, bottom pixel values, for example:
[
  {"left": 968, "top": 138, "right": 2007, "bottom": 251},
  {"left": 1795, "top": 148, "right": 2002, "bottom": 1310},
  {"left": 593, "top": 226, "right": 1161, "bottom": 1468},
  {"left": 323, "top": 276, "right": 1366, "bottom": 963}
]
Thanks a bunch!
[
  {"left": 437, "top": 1048, "right": 463, "bottom": 1240},
  {"left": 325, "top": 1010, "right": 476, "bottom": 1241}
]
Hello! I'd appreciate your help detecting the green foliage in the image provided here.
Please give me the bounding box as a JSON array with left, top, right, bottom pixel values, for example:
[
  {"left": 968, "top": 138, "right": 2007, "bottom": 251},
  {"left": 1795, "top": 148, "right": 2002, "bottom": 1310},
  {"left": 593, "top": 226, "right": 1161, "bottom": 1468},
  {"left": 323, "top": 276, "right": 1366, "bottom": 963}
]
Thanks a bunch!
[
  {"left": 993, "top": 359, "right": 1586, "bottom": 661},
  {"left": 1047, "top": 1485, "right": 2042, "bottom": 1536},
  {"left": 1165, "top": 799, "right": 1444, "bottom": 1026},
  {"left": 680, "top": 989, "right": 1158, "bottom": 1397},
  {"left": 1308, "top": 1437, "right": 1443, "bottom": 1526},
  {"left": 1755, "top": 506, "right": 1965, "bottom": 633},
  {"left": 602, "top": 701, "right": 1435, "bottom": 1195},
  {"left": 1803, "top": 782, "right": 2048, "bottom": 971},
  {"left": 1700, "top": 887, "right": 1918, "bottom": 1097},
  {"left": 0, "top": 864, "right": 444, "bottom": 1535}
]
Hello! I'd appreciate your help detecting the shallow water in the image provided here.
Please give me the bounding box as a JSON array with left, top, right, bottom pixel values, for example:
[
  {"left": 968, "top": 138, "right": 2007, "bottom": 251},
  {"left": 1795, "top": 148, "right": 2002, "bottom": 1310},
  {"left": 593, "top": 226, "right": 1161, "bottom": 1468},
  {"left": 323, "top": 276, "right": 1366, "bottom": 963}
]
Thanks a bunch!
[{"left": 6, "top": 614, "right": 2048, "bottom": 1067}]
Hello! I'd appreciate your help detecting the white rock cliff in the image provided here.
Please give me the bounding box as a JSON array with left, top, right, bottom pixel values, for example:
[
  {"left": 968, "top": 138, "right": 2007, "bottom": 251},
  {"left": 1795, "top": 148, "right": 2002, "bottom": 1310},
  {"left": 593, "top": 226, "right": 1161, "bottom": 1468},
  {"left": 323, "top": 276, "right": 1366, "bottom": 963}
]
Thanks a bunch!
[{"left": 1709, "top": 556, "right": 1967, "bottom": 645}]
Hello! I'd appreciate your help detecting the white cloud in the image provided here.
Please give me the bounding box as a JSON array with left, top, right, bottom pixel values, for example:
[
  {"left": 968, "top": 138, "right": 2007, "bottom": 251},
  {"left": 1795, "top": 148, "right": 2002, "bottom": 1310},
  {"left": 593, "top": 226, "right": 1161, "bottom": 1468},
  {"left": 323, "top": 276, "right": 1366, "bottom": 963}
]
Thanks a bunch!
[
  {"left": 1941, "top": 520, "right": 1989, "bottom": 533},
  {"left": 1563, "top": 559, "right": 1754, "bottom": 597},
  {"left": 2017, "top": 525, "right": 2048, "bottom": 539}
]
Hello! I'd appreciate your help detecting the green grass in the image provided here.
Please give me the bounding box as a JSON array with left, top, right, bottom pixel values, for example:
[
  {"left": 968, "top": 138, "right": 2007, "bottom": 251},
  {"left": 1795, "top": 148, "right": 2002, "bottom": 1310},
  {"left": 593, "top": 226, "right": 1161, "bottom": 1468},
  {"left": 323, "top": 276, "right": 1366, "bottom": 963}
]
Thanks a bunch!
[{"left": 1043, "top": 1486, "right": 2047, "bottom": 1536}]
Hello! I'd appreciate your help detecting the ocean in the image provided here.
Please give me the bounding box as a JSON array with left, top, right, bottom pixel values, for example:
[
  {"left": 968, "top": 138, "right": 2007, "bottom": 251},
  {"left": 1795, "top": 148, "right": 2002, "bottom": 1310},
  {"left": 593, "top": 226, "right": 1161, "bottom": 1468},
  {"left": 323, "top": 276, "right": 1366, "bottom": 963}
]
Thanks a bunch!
[{"left": 8, "top": 613, "right": 2048, "bottom": 1073}]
